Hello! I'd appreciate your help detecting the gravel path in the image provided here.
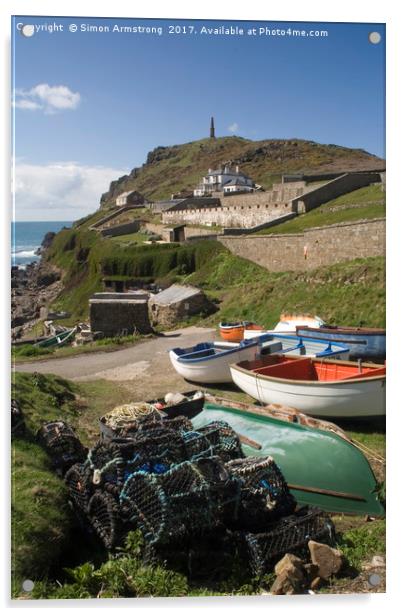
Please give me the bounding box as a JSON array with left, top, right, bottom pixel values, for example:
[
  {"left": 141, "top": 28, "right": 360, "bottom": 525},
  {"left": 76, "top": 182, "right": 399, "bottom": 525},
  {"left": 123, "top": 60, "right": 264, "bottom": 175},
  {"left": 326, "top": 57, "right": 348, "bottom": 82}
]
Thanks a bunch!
[{"left": 13, "top": 326, "right": 216, "bottom": 384}]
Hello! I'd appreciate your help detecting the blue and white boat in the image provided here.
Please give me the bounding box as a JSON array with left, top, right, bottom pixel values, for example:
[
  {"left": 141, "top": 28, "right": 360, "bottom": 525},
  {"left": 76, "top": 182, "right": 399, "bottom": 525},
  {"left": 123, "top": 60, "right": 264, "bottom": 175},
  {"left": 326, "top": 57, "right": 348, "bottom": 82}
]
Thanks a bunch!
[
  {"left": 169, "top": 335, "right": 349, "bottom": 384},
  {"left": 294, "top": 326, "right": 385, "bottom": 361}
]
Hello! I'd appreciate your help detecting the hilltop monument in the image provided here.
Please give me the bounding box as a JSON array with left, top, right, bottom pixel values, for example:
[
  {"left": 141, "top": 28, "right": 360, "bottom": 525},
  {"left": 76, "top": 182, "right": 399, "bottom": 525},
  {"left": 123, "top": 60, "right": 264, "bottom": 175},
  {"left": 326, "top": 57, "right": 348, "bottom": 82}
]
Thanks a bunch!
[{"left": 210, "top": 116, "right": 215, "bottom": 139}]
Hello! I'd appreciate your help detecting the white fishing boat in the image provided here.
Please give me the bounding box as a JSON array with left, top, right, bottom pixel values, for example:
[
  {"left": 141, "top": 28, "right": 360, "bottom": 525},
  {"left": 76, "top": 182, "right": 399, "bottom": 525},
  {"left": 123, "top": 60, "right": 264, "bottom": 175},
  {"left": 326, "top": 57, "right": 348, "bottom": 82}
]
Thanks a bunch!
[
  {"left": 255, "top": 333, "right": 349, "bottom": 360},
  {"left": 169, "top": 339, "right": 260, "bottom": 383},
  {"left": 244, "top": 313, "right": 325, "bottom": 339},
  {"left": 230, "top": 355, "right": 386, "bottom": 419}
]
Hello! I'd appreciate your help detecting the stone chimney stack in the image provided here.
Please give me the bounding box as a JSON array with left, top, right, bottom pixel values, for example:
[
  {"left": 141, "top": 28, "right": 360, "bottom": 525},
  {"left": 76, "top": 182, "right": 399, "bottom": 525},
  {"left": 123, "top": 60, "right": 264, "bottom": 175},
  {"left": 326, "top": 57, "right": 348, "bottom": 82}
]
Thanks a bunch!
[{"left": 210, "top": 116, "right": 215, "bottom": 139}]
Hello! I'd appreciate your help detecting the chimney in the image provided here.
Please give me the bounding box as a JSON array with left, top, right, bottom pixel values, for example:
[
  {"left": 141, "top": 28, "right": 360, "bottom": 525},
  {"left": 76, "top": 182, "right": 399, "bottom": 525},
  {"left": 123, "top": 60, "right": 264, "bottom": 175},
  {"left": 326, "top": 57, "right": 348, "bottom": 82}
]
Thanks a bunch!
[{"left": 210, "top": 116, "right": 215, "bottom": 139}]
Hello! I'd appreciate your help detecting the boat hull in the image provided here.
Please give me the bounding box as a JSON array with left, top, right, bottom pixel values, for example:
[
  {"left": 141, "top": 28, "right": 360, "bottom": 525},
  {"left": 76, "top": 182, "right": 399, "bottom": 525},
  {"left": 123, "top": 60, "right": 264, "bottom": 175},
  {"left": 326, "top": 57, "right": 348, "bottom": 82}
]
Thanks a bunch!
[
  {"left": 191, "top": 401, "right": 384, "bottom": 516},
  {"left": 230, "top": 363, "right": 385, "bottom": 419},
  {"left": 295, "top": 327, "right": 386, "bottom": 361},
  {"left": 253, "top": 333, "right": 350, "bottom": 360},
  {"left": 169, "top": 342, "right": 259, "bottom": 383}
]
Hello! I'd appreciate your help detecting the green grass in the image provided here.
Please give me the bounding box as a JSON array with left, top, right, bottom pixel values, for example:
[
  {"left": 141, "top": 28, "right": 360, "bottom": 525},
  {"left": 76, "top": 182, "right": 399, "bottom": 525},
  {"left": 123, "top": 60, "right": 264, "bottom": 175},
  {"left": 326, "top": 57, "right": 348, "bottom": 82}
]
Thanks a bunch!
[
  {"left": 108, "top": 231, "right": 151, "bottom": 244},
  {"left": 257, "top": 185, "right": 385, "bottom": 235},
  {"left": 183, "top": 248, "right": 385, "bottom": 329},
  {"left": 336, "top": 519, "right": 386, "bottom": 570}
]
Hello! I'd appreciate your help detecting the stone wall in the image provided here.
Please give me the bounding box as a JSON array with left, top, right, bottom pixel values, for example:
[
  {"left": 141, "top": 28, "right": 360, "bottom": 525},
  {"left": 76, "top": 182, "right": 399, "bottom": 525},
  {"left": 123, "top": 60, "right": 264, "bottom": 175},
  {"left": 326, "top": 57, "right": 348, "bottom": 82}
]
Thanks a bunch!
[
  {"left": 290, "top": 172, "right": 382, "bottom": 214},
  {"left": 101, "top": 221, "right": 141, "bottom": 237},
  {"left": 163, "top": 196, "right": 291, "bottom": 228},
  {"left": 89, "top": 298, "right": 152, "bottom": 336},
  {"left": 219, "top": 219, "right": 385, "bottom": 272}
]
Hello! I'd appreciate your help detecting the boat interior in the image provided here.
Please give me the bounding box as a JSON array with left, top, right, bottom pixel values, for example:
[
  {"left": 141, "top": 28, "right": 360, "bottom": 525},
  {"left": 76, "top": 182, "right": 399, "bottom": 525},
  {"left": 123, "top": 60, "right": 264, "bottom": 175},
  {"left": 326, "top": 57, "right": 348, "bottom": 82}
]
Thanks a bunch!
[{"left": 238, "top": 356, "right": 386, "bottom": 381}]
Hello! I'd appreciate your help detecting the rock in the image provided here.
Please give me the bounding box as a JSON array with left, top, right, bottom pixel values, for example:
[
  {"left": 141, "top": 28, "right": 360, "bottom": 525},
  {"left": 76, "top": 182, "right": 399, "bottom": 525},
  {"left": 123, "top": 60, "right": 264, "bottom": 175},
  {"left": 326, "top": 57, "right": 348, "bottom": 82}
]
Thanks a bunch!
[
  {"left": 370, "top": 555, "right": 385, "bottom": 568},
  {"left": 274, "top": 553, "right": 305, "bottom": 579},
  {"left": 270, "top": 572, "right": 299, "bottom": 595},
  {"left": 271, "top": 554, "right": 307, "bottom": 595},
  {"left": 308, "top": 540, "right": 344, "bottom": 580}
]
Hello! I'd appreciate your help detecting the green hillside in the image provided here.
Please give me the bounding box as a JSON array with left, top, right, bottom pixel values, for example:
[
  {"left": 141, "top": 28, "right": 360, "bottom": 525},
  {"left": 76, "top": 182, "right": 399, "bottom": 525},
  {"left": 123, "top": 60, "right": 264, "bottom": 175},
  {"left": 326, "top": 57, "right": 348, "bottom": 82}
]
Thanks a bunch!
[
  {"left": 257, "top": 184, "right": 385, "bottom": 235},
  {"left": 98, "top": 136, "right": 384, "bottom": 208}
]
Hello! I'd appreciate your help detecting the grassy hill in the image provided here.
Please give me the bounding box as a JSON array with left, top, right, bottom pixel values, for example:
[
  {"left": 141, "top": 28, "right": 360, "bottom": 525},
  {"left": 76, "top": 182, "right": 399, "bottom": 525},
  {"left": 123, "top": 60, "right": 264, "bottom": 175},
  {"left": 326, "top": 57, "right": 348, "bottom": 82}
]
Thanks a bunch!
[
  {"left": 98, "top": 136, "right": 384, "bottom": 208},
  {"left": 257, "top": 184, "right": 385, "bottom": 235}
]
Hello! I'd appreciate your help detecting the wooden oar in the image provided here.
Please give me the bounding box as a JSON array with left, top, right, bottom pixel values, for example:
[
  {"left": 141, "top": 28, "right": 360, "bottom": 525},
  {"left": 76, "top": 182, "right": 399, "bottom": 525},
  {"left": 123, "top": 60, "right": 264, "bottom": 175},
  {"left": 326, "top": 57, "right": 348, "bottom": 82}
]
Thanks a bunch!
[
  {"left": 287, "top": 483, "right": 367, "bottom": 502},
  {"left": 237, "top": 433, "right": 262, "bottom": 450}
]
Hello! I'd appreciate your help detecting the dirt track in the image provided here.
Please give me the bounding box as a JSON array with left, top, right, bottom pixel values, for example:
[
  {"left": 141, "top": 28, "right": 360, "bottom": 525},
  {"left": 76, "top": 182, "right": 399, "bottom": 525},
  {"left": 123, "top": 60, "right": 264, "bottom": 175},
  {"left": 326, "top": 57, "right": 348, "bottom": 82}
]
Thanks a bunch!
[{"left": 14, "top": 327, "right": 216, "bottom": 391}]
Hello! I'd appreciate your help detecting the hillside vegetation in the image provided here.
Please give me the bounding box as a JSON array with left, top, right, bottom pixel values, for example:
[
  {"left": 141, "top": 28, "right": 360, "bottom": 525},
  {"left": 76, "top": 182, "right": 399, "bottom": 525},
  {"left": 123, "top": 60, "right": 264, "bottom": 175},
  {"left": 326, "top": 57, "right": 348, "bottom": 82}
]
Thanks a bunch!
[
  {"left": 98, "top": 136, "right": 384, "bottom": 207},
  {"left": 257, "top": 184, "right": 385, "bottom": 235},
  {"left": 44, "top": 225, "right": 385, "bottom": 328}
]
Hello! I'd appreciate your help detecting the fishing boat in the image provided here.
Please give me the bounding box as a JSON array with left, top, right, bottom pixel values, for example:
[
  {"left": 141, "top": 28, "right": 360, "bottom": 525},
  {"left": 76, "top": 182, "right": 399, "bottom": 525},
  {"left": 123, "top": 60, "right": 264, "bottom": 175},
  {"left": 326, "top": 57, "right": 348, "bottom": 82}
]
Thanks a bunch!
[
  {"left": 169, "top": 339, "right": 260, "bottom": 383},
  {"left": 219, "top": 321, "right": 263, "bottom": 343},
  {"left": 34, "top": 327, "right": 76, "bottom": 349},
  {"left": 244, "top": 313, "right": 325, "bottom": 339},
  {"left": 230, "top": 355, "right": 386, "bottom": 419},
  {"left": 295, "top": 325, "right": 386, "bottom": 361},
  {"left": 189, "top": 394, "right": 384, "bottom": 517},
  {"left": 254, "top": 333, "right": 350, "bottom": 359}
]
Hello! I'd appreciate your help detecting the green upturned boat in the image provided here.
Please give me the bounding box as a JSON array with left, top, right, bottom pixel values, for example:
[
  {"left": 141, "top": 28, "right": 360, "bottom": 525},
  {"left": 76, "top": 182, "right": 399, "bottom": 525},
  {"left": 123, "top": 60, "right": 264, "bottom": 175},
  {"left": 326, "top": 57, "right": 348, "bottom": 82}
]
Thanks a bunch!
[
  {"left": 191, "top": 396, "right": 384, "bottom": 517},
  {"left": 34, "top": 327, "right": 76, "bottom": 349}
]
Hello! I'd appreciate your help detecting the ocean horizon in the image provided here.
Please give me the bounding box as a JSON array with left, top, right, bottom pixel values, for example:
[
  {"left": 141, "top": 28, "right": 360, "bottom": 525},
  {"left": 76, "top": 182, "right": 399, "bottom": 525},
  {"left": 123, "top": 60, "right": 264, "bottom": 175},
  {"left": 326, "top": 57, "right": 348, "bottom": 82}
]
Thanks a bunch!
[{"left": 11, "top": 220, "right": 73, "bottom": 267}]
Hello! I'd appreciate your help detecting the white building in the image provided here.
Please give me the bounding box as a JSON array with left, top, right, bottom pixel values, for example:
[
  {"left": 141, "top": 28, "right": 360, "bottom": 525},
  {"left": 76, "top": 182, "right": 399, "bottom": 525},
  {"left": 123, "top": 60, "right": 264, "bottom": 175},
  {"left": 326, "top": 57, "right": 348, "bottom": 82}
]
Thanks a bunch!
[{"left": 193, "top": 164, "right": 254, "bottom": 196}]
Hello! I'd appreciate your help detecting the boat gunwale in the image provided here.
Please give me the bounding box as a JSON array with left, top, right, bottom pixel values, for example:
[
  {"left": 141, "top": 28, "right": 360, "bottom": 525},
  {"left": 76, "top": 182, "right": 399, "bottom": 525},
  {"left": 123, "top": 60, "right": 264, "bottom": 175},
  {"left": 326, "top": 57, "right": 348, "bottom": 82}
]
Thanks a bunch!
[
  {"left": 296, "top": 325, "right": 385, "bottom": 337},
  {"left": 171, "top": 340, "right": 259, "bottom": 364},
  {"left": 230, "top": 357, "right": 386, "bottom": 386}
]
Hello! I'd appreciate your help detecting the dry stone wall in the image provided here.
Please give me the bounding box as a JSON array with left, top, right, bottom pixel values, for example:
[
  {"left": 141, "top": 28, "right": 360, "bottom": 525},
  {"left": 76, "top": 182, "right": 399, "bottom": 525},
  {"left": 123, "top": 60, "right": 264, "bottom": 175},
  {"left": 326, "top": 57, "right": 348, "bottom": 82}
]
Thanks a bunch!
[{"left": 219, "top": 219, "right": 385, "bottom": 272}]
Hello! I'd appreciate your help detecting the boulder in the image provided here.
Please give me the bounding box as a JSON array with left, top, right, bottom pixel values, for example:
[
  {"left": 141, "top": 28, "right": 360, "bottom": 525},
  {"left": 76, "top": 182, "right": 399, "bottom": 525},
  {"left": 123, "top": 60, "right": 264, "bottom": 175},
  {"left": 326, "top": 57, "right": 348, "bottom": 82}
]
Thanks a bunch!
[
  {"left": 308, "top": 540, "right": 344, "bottom": 580},
  {"left": 270, "top": 553, "right": 307, "bottom": 595}
]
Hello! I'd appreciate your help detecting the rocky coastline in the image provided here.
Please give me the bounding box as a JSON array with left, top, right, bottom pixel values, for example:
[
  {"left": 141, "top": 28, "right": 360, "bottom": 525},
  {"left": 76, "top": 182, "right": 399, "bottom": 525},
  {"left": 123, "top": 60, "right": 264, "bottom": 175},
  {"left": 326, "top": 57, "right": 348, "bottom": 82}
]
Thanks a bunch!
[{"left": 11, "top": 233, "right": 63, "bottom": 342}]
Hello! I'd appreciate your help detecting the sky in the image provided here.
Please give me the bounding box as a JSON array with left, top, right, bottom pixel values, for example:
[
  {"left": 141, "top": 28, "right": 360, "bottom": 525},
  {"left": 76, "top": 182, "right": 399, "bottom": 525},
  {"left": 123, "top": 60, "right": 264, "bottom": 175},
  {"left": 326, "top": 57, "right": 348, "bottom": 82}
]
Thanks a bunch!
[{"left": 11, "top": 16, "right": 385, "bottom": 221}]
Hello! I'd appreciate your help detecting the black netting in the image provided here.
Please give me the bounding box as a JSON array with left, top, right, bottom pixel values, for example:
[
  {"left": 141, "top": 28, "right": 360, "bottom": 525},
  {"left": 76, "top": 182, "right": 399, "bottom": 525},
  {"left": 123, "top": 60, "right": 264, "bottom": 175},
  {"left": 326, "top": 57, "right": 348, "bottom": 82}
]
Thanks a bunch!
[
  {"left": 65, "top": 463, "right": 94, "bottom": 512},
  {"left": 241, "top": 507, "right": 335, "bottom": 575},
  {"left": 88, "top": 490, "right": 122, "bottom": 549},
  {"left": 37, "top": 421, "right": 87, "bottom": 474},
  {"left": 225, "top": 457, "right": 297, "bottom": 530},
  {"left": 120, "top": 460, "right": 218, "bottom": 545},
  {"left": 198, "top": 421, "right": 244, "bottom": 462}
]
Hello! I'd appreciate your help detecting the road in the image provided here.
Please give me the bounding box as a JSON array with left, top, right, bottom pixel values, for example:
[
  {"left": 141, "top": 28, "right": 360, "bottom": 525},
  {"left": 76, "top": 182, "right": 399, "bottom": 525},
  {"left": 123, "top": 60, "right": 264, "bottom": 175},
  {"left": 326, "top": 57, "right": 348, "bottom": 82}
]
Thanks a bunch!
[{"left": 14, "top": 326, "right": 216, "bottom": 385}]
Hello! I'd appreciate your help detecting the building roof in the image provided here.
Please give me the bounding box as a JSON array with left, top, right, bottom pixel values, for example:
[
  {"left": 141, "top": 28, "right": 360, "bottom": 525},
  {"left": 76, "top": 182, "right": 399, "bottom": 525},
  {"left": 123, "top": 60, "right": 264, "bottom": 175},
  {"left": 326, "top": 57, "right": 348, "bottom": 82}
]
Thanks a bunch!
[
  {"left": 223, "top": 178, "right": 248, "bottom": 186},
  {"left": 151, "top": 284, "right": 202, "bottom": 306}
]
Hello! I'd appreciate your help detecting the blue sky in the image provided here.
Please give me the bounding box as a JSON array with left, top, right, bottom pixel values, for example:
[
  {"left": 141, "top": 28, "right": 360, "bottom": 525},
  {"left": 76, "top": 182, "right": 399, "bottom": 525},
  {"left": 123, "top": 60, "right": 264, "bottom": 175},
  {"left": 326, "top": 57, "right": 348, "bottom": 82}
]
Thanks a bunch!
[{"left": 12, "top": 16, "right": 385, "bottom": 220}]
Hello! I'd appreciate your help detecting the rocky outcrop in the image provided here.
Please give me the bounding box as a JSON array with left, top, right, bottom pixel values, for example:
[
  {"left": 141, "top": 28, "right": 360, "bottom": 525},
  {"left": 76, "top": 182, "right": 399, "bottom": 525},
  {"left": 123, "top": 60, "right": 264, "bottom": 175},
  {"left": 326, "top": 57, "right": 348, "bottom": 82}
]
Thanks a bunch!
[{"left": 11, "top": 262, "right": 63, "bottom": 340}]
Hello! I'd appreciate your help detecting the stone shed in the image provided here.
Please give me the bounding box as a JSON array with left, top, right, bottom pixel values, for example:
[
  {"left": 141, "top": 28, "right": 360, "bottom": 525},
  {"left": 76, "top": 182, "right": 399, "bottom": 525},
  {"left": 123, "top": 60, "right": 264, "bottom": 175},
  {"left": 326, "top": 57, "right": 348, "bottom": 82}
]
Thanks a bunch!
[
  {"left": 89, "top": 292, "right": 152, "bottom": 337},
  {"left": 148, "top": 284, "right": 215, "bottom": 329}
]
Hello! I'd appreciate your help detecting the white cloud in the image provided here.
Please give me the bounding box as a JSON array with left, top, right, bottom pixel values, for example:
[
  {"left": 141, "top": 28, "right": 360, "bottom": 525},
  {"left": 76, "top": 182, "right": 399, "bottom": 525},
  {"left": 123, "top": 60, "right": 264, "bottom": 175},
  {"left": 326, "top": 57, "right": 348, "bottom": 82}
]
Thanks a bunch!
[
  {"left": 13, "top": 84, "right": 81, "bottom": 114},
  {"left": 228, "top": 122, "right": 239, "bottom": 133},
  {"left": 13, "top": 161, "right": 129, "bottom": 220}
]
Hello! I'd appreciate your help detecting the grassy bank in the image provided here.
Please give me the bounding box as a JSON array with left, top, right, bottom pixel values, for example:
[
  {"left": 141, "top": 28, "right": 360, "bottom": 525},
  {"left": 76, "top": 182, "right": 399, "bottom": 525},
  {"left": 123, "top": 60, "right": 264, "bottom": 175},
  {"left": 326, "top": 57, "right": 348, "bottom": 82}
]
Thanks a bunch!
[
  {"left": 183, "top": 250, "right": 385, "bottom": 329},
  {"left": 257, "top": 185, "right": 385, "bottom": 235}
]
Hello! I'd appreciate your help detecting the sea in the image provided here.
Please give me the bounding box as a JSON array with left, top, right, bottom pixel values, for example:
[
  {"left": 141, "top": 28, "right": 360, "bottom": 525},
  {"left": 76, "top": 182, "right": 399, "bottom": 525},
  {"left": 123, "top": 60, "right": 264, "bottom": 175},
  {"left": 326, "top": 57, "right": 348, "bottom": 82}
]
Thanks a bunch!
[{"left": 12, "top": 221, "right": 73, "bottom": 267}]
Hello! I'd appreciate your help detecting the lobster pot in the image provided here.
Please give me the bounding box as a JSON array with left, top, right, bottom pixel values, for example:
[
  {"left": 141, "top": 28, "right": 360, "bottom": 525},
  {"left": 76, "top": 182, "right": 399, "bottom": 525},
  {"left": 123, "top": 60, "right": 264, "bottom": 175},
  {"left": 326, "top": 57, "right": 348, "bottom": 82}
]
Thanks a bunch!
[
  {"left": 198, "top": 421, "right": 244, "bottom": 462},
  {"left": 119, "top": 427, "right": 187, "bottom": 472},
  {"left": 182, "top": 430, "right": 214, "bottom": 460},
  {"left": 88, "top": 490, "right": 122, "bottom": 549},
  {"left": 120, "top": 460, "right": 217, "bottom": 545},
  {"left": 37, "top": 421, "right": 87, "bottom": 474},
  {"left": 225, "top": 457, "right": 296, "bottom": 530},
  {"left": 241, "top": 507, "right": 335, "bottom": 576},
  {"left": 86, "top": 441, "right": 126, "bottom": 494},
  {"left": 65, "top": 463, "right": 94, "bottom": 513},
  {"left": 163, "top": 415, "right": 193, "bottom": 433}
]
